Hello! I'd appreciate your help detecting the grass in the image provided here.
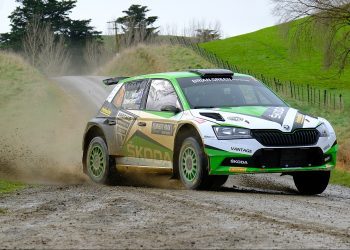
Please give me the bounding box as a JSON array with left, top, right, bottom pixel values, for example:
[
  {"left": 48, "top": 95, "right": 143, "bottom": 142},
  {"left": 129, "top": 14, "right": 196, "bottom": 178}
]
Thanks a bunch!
[
  {"left": 330, "top": 170, "right": 350, "bottom": 188},
  {"left": 0, "top": 179, "right": 25, "bottom": 194},
  {"left": 200, "top": 23, "right": 350, "bottom": 185},
  {"left": 99, "top": 44, "right": 214, "bottom": 76}
]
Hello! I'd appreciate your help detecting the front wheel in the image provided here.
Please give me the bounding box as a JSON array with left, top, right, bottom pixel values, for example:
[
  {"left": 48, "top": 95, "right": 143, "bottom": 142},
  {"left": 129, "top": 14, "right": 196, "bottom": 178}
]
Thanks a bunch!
[
  {"left": 293, "top": 171, "right": 330, "bottom": 195},
  {"left": 86, "top": 137, "right": 117, "bottom": 185},
  {"left": 178, "top": 137, "right": 212, "bottom": 190}
]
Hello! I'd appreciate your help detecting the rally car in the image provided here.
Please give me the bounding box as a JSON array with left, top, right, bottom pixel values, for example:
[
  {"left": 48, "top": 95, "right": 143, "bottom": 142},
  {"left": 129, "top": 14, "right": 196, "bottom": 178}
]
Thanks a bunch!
[{"left": 82, "top": 69, "right": 338, "bottom": 194}]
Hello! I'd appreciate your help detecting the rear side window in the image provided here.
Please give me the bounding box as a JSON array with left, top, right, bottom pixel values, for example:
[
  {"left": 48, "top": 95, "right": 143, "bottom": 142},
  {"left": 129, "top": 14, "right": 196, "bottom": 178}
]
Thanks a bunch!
[
  {"left": 146, "top": 79, "right": 181, "bottom": 111},
  {"left": 112, "top": 80, "right": 147, "bottom": 110},
  {"left": 112, "top": 85, "right": 125, "bottom": 108}
]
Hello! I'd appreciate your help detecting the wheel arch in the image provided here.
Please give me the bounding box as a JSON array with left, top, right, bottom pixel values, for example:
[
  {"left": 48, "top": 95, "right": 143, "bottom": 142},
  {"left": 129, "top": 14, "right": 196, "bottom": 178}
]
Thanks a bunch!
[
  {"left": 172, "top": 122, "right": 205, "bottom": 178},
  {"left": 82, "top": 124, "right": 108, "bottom": 174}
]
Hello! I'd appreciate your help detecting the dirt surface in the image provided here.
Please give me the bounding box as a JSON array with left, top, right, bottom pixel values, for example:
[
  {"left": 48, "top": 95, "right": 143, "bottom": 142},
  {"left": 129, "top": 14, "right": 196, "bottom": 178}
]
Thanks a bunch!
[{"left": 1, "top": 76, "right": 350, "bottom": 249}]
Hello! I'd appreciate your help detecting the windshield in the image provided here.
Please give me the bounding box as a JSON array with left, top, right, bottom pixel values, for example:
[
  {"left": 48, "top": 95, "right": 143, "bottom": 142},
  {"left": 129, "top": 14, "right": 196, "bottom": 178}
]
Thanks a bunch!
[{"left": 177, "top": 76, "right": 287, "bottom": 108}]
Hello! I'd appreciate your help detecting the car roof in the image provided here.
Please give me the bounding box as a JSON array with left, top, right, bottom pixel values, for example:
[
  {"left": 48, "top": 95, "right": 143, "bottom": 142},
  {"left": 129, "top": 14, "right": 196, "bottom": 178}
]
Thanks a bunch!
[{"left": 120, "top": 71, "right": 251, "bottom": 83}]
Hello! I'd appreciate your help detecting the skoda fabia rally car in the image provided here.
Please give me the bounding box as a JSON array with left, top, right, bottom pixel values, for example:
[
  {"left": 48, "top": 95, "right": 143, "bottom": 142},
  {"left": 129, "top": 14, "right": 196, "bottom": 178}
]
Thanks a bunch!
[{"left": 82, "top": 69, "right": 338, "bottom": 194}]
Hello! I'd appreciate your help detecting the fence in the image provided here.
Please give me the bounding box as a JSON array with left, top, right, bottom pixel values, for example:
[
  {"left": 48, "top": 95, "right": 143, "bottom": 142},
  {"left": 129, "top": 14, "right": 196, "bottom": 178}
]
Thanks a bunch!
[{"left": 169, "top": 36, "right": 344, "bottom": 110}]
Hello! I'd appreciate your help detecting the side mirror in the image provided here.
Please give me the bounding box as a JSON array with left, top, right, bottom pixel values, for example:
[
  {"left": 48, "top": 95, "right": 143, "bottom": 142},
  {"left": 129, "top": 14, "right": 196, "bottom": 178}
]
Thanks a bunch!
[{"left": 161, "top": 105, "right": 182, "bottom": 113}]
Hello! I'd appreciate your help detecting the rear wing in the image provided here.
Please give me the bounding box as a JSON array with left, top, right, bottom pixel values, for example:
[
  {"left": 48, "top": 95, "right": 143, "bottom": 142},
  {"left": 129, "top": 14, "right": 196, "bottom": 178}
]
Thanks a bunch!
[
  {"left": 103, "top": 77, "right": 129, "bottom": 85},
  {"left": 189, "top": 69, "right": 234, "bottom": 79}
]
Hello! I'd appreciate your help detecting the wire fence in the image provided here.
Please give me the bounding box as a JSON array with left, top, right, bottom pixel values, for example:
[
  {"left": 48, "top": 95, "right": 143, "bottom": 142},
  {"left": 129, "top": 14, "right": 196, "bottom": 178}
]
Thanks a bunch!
[{"left": 169, "top": 36, "right": 344, "bottom": 110}]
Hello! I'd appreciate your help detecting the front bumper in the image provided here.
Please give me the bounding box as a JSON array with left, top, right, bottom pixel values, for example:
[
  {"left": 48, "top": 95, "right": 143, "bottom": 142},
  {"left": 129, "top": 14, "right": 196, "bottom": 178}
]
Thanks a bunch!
[{"left": 205, "top": 144, "right": 338, "bottom": 175}]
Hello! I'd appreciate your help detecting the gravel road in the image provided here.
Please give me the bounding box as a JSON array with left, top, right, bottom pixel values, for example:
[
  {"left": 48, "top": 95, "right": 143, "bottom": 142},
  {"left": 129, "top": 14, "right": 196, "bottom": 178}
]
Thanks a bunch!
[{"left": 1, "top": 76, "right": 349, "bottom": 249}]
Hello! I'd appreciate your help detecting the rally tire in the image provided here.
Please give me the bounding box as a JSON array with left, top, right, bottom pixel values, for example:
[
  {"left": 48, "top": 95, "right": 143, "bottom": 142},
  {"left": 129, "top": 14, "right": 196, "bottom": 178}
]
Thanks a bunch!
[
  {"left": 293, "top": 171, "right": 330, "bottom": 195},
  {"left": 178, "top": 137, "right": 212, "bottom": 190},
  {"left": 86, "top": 137, "right": 117, "bottom": 185}
]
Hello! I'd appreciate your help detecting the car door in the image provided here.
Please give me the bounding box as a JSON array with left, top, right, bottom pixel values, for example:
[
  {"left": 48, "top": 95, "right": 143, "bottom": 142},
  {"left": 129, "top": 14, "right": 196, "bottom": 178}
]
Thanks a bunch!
[
  {"left": 132, "top": 79, "right": 183, "bottom": 167},
  {"left": 110, "top": 79, "right": 148, "bottom": 158}
]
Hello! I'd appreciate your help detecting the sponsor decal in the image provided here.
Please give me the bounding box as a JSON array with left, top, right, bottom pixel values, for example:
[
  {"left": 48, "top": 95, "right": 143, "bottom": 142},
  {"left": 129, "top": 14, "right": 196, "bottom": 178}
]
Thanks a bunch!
[
  {"left": 221, "top": 157, "right": 253, "bottom": 166},
  {"left": 100, "top": 107, "right": 112, "bottom": 116},
  {"left": 292, "top": 113, "right": 305, "bottom": 130},
  {"left": 116, "top": 110, "right": 137, "bottom": 146},
  {"left": 230, "top": 147, "right": 252, "bottom": 154},
  {"left": 229, "top": 167, "right": 247, "bottom": 173},
  {"left": 227, "top": 116, "right": 244, "bottom": 122},
  {"left": 323, "top": 144, "right": 331, "bottom": 151},
  {"left": 127, "top": 142, "right": 172, "bottom": 161},
  {"left": 261, "top": 107, "right": 288, "bottom": 125},
  {"left": 151, "top": 122, "right": 174, "bottom": 136},
  {"left": 230, "top": 159, "right": 248, "bottom": 165},
  {"left": 124, "top": 131, "right": 172, "bottom": 161}
]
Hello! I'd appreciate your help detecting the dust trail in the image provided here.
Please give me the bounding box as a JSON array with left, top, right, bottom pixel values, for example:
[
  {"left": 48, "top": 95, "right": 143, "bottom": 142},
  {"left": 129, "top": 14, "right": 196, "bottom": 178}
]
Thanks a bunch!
[{"left": 0, "top": 78, "right": 89, "bottom": 185}]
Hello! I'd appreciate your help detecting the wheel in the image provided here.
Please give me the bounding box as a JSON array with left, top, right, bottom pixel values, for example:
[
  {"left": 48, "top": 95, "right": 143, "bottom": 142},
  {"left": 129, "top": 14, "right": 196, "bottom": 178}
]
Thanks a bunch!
[
  {"left": 178, "top": 137, "right": 212, "bottom": 190},
  {"left": 86, "top": 137, "right": 117, "bottom": 185},
  {"left": 293, "top": 171, "right": 330, "bottom": 195},
  {"left": 210, "top": 175, "right": 229, "bottom": 189}
]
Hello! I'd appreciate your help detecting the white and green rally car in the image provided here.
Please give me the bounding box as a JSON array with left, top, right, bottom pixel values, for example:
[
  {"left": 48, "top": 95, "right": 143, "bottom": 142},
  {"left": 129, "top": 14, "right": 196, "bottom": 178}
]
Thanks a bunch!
[{"left": 82, "top": 69, "right": 338, "bottom": 194}]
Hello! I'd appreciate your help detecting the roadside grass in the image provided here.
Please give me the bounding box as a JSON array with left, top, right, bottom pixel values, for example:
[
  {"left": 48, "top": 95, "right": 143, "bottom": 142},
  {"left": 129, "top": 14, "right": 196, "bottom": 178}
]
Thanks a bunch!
[
  {"left": 0, "top": 179, "right": 25, "bottom": 194},
  {"left": 330, "top": 170, "right": 350, "bottom": 188}
]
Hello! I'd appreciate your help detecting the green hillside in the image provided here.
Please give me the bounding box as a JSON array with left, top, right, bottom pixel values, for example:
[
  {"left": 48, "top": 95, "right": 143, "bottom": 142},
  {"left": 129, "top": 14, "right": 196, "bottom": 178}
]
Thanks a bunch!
[
  {"left": 201, "top": 24, "right": 350, "bottom": 173},
  {"left": 201, "top": 25, "right": 350, "bottom": 92}
]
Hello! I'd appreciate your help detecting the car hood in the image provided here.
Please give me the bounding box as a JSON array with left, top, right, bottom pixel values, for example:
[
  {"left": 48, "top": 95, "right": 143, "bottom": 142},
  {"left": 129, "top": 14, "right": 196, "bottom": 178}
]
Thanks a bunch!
[{"left": 190, "top": 106, "right": 321, "bottom": 132}]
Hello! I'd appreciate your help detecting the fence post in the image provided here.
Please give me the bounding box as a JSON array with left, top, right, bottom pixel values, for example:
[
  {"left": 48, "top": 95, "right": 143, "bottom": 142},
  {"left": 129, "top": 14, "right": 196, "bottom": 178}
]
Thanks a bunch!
[
  {"left": 307, "top": 84, "right": 310, "bottom": 103},
  {"left": 324, "top": 90, "right": 327, "bottom": 107},
  {"left": 318, "top": 89, "right": 321, "bottom": 107}
]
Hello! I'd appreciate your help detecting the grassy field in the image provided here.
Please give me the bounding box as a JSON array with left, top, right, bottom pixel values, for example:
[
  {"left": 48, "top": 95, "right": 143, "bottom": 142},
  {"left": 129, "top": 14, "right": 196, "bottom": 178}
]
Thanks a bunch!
[{"left": 200, "top": 24, "right": 350, "bottom": 173}]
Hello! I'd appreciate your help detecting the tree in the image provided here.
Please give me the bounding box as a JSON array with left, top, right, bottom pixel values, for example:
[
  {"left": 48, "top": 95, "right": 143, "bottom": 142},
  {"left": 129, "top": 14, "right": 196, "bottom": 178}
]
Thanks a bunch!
[
  {"left": 0, "top": 0, "right": 101, "bottom": 73},
  {"left": 195, "top": 29, "right": 221, "bottom": 42},
  {"left": 116, "top": 4, "right": 158, "bottom": 47},
  {"left": 22, "top": 17, "right": 70, "bottom": 75},
  {"left": 272, "top": 0, "right": 350, "bottom": 72}
]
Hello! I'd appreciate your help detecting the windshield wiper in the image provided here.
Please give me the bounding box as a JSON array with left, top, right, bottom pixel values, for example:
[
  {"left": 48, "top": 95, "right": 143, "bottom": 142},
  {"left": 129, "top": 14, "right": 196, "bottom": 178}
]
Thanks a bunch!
[{"left": 193, "top": 106, "right": 215, "bottom": 109}]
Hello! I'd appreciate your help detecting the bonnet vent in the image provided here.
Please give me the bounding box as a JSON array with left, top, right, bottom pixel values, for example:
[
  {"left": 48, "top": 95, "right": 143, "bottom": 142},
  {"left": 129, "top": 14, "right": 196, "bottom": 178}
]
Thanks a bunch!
[{"left": 199, "top": 112, "right": 225, "bottom": 122}]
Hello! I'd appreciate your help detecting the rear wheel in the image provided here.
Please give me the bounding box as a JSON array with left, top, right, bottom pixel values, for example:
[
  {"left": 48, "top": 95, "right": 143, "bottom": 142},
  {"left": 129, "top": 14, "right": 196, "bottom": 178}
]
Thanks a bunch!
[
  {"left": 86, "top": 137, "right": 117, "bottom": 185},
  {"left": 293, "top": 171, "right": 330, "bottom": 195},
  {"left": 178, "top": 137, "right": 212, "bottom": 190}
]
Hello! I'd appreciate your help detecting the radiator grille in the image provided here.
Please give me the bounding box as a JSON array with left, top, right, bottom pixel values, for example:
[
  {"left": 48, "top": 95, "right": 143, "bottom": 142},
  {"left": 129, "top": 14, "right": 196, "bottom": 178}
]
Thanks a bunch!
[{"left": 251, "top": 129, "right": 320, "bottom": 146}]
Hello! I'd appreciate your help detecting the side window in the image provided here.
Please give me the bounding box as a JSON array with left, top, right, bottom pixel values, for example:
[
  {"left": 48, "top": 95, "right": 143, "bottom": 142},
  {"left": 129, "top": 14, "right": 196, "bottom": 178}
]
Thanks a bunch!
[
  {"left": 112, "top": 84, "right": 125, "bottom": 108},
  {"left": 112, "top": 80, "right": 146, "bottom": 110},
  {"left": 146, "top": 79, "right": 181, "bottom": 111}
]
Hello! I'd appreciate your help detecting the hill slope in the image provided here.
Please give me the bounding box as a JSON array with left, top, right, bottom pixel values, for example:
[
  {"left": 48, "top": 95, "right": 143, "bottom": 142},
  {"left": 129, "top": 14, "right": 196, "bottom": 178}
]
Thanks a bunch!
[
  {"left": 100, "top": 44, "right": 214, "bottom": 76},
  {"left": 201, "top": 25, "right": 350, "bottom": 92}
]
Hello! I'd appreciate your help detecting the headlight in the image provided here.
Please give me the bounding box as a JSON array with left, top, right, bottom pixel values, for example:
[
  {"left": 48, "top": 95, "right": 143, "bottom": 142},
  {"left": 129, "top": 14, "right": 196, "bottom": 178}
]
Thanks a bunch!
[
  {"left": 316, "top": 123, "right": 329, "bottom": 137},
  {"left": 213, "top": 126, "right": 252, "bottom": 140}
]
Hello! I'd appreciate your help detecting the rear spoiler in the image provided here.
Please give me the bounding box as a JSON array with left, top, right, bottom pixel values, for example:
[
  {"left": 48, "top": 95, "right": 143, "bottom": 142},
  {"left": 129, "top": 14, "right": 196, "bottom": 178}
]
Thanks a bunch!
[
  {"left": 103, "top": 77, "right": 129, "bottom": 85},
  {"left": 189, "top": 69, "right": 234, "bottom": 79}
]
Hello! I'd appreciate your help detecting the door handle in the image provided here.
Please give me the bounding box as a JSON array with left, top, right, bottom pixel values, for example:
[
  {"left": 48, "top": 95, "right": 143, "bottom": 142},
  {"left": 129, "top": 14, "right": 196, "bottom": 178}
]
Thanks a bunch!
[
  {"left": 138, "top": 122, "right": 147, "bottom": 127},
  {"left": 104, "top": 118, "right": 116, "bottom": 126}
]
